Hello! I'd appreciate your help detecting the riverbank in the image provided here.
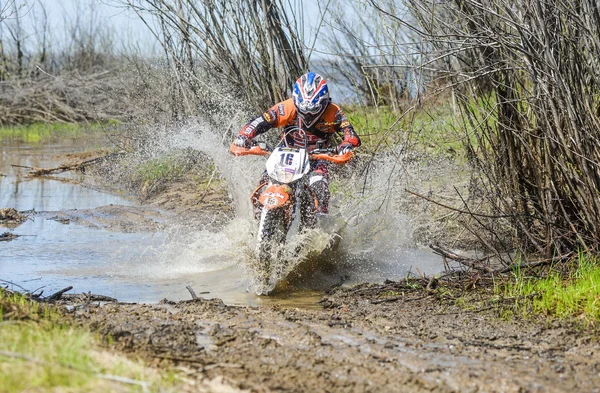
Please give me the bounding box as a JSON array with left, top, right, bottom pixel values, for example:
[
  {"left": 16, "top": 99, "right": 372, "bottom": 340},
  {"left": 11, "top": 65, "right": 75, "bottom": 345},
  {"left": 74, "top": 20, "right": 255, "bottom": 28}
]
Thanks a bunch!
[
  {"left": 4, "top": 267, "right": 600, "bottom": 393},
  {"left": 0, "top": 289, "right": 186, "bottom": 392}
]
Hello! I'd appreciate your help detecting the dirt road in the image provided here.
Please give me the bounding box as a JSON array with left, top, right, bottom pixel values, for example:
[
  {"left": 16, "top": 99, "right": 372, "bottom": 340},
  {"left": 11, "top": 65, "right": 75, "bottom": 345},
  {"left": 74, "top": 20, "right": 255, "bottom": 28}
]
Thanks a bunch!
[{"left": 66, "top": 284, "right": 600, "bottom": 393}]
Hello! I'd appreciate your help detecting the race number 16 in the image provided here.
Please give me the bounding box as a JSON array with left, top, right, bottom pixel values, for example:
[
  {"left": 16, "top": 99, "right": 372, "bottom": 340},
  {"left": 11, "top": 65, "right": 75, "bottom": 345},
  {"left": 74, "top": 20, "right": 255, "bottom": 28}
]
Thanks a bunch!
[{"left": 280, "top": 153, "right": 294, "bottom": 165}]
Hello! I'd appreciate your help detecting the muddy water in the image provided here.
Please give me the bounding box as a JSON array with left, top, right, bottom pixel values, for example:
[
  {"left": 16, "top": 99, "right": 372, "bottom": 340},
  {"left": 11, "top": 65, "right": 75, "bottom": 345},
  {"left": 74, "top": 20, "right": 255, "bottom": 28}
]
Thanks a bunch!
[{"left": 1, "top": 137, "right": 443, "bottom": 306}]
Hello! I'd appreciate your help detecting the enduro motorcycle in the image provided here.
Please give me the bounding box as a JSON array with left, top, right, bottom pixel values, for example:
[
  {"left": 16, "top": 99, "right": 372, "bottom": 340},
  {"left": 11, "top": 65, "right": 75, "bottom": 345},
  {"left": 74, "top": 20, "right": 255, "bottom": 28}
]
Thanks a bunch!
[{"left": 230, "top": 130, "right": 353, "bottom": 289}]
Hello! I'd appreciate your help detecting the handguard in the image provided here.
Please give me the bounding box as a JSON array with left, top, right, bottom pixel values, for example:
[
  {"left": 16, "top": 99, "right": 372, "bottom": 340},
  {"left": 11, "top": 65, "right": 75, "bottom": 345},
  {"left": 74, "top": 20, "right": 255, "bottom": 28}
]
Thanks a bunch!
[
  {"left": 310, "top": 151, "right": 354, "bottom": 164},
  {"left": 230, "top": 143, "right": 270, "bottom": 157}
]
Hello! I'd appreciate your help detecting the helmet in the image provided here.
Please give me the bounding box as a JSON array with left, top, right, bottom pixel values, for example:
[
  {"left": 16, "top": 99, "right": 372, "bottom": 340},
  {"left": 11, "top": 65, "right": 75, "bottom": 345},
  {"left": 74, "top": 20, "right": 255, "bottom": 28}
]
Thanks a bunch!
[{"left": 292, "top": 72, "right": 330, "bottom": 128}]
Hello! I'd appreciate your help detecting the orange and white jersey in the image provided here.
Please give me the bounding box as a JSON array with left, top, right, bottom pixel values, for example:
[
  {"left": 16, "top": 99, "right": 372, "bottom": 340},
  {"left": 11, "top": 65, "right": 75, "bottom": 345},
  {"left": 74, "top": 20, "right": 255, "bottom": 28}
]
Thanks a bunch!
[{"left": 239, "top": 99, "right": 360, "bottom": 152}]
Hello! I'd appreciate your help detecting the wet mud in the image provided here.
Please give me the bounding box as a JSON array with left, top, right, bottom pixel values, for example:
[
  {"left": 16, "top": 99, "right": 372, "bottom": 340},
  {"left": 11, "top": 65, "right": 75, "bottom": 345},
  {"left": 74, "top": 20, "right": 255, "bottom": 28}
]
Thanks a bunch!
[
  {"left": 65, "top": 286, "right": 600, "bottom": 393},
  {"left": 34, "top": 178, "right": 232, "bottom": 233}
]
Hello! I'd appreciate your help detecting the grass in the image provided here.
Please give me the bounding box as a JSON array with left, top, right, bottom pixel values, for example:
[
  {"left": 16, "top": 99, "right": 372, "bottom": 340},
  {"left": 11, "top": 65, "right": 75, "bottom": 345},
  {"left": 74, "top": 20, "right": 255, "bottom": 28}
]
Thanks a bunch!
[
  {"left": 133, "top": 155, "right": 188, "bottom": 185},
  {"left": 345, "top": 105, "right": 399, "bottom": 151},
  {"left": 0, "top": 121, "right": 119, "bottom": 144},
  {"left": 0, "top": 289, "right": 180, "bottom": 392},
  {"left": 128, "top": 154, "right": 197, "bottom": 200},
  {"left": 344, "top": 95, "right": 466, "bottom": 157},
  {"left": 498, "top": 253, "right": 600, "bottom": 323}
]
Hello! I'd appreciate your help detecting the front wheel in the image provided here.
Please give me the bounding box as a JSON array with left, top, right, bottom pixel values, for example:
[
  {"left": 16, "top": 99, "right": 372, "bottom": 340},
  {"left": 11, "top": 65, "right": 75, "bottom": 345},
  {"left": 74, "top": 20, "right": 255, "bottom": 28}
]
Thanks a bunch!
[{"left": 256, "top": 207, "right": 288, "bottom": 284}]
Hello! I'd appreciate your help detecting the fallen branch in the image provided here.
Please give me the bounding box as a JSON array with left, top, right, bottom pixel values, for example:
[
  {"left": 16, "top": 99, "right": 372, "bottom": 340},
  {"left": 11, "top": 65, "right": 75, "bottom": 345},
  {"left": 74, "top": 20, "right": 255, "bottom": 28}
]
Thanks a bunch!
[
  {"left": 429, "top": 244, "right": 493, "bottom": 273},
  {"left": 0, "top": 232, "right": 19, "bottom": 242},
  {"left": 493, "top": 254, "right": 573, "bottom": 274},
  {"left": 11, "top": 153, "right": 118, "bottom": 177},
  {"left": 11, "top": 163, "right": 78, "bottom": 177},
  {"left": 47, "top": 286, "right": 73, "bottom": 301},
  {"left": 0, "top": 279, "right": 30, "bottom": 293},
  {"left": 186, "top": 286, "right": 198, "bottom": 300},
  {"left": 0, "top": 208, "right": 27, "bottom": 224},
  {"left": 83, "top": 294, "right": 117, "bottom": 302},
  {"left": 62, "top": 292, "right": 118, "bottom": 302}
]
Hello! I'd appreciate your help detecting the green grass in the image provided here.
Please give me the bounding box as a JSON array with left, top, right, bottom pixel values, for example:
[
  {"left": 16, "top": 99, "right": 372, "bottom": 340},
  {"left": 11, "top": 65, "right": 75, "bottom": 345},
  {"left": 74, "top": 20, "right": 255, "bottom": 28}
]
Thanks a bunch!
[
  {"left": 0, "top": 290, "right": 180, "bottom": 392},
  {"left": 499, "top": 253, "right": 600, "bottom": 323},
  {"left": 344, "top": 96, "right": 466, "bottom": 157},
  {"left": 0, "top": 121, "right": 117, "bottom": 144},
  {"left": 133, "top": 156, "right": 188, "bottom": 184},
  {"left": 345, "top": 105, "right": 399, "bottom": 151}
]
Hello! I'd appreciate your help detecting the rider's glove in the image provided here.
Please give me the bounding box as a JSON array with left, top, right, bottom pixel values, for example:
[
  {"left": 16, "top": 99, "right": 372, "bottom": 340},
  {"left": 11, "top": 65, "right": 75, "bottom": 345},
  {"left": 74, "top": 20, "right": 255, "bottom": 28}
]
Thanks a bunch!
[
  {"left": 338, "top": 143, "right": 353, "bottom": 155},
  {"left": 234, "top": 135, "right": 250, "bottom": 148}
]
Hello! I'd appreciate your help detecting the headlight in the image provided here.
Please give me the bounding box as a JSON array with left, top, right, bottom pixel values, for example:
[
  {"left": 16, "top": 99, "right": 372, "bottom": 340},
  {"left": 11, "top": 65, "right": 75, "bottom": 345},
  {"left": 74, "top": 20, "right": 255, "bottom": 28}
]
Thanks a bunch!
[{"left": 273, "top": 165, "right": 296, "bottom": 183}]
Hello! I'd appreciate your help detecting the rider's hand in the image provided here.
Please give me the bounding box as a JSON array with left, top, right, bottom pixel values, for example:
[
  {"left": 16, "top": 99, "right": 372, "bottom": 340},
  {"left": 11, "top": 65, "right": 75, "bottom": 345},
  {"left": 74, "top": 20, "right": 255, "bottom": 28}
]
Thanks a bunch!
[
  {"left": 234, "top": 135, "right": 250, "bottom": 148},
  {"left": 338, "top": 143, "right": 353, "bottom": 155}
]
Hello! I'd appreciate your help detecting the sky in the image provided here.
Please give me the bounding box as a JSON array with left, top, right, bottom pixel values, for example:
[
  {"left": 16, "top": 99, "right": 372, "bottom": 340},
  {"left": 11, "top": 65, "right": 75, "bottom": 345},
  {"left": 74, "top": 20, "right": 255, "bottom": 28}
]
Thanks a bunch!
[
  {"left": 3, "top": 0, "right": 159, "bottom": 52},
  {"left": 5, "top": 0, "right": 331, "bottom": 55}
]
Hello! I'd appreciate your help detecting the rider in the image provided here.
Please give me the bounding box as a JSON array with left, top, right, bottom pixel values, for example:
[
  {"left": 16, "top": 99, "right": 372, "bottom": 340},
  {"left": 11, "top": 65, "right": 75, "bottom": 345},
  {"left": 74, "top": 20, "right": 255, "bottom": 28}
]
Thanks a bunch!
[{"left": 234, "top": 72, "right": 361, "bottom": 215}]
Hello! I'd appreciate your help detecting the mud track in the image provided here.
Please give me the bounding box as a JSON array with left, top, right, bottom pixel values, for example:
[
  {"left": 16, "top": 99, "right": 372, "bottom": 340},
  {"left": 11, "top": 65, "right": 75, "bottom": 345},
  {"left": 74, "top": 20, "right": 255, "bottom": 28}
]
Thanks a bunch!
[{"left": 65, "top": 286, "right": 600, "bottom": 393}]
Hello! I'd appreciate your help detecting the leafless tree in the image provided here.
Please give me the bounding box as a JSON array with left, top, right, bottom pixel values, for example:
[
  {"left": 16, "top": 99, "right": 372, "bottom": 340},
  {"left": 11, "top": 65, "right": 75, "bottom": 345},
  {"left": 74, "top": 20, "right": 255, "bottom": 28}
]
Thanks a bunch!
[
  {"left": 394, "top": 0, "right": 600, "bottom": 255},
  {"left": 320, "top": 0, "right": 449, "bottom": 112},
  {"left": 0, "top": 0, "right": 20, "bottom": 23},
  {"left": 0, "top": 1, "right": 130, "bottom": 125},
  {"left": 122, "top": 0, "right": 309, "bottom": 118}
]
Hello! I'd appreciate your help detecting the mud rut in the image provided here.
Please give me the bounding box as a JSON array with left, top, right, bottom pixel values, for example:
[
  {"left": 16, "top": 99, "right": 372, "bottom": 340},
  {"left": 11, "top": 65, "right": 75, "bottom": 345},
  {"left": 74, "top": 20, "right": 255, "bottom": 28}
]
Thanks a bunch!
[{"left": 66, "top": 288, "right": 600, "bottom": 393}]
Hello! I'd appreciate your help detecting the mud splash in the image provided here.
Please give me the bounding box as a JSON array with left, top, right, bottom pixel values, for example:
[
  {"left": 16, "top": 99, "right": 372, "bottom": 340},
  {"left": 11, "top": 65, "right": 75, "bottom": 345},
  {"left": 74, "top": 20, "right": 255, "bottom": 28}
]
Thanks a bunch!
[
  {"left": 134, "top": 120, "right": 441, "bottom": 295},
  {"left": 2, "top": 121, "right": 443, "bottom": 305}
]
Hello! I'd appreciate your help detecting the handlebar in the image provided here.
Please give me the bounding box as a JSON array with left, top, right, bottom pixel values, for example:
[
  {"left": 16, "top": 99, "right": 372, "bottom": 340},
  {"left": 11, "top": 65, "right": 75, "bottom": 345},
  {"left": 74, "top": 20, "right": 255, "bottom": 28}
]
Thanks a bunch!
[
  {"left": 311, "top": 151, "right": 354, "bottom": 164},
  {"left": 229, "top": 143, "right": 354, "bottom": 164},
  {"left": 230, "top": 143, "right": 270, "bottom": 157}
]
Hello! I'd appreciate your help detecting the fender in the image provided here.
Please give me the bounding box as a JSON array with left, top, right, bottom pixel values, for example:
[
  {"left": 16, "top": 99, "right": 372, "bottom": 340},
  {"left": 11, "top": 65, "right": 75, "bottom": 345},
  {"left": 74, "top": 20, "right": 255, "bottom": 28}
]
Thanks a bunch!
[{"left": 259, "top": 184, "right": 292, "bottom": 210}]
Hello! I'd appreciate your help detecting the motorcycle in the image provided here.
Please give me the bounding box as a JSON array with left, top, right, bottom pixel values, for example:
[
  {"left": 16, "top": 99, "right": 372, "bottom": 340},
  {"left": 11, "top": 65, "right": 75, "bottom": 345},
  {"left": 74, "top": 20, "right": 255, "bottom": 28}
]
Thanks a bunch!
[{"left": 230, "top": 130, "right": 353, "bottom": 293}]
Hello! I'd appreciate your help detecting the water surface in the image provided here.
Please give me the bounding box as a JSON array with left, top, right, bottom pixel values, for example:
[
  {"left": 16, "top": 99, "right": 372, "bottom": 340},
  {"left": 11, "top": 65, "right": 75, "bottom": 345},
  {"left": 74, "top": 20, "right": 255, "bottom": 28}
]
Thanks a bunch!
[{"left": 1, "top": 136, "right": 443, "bottom": 306}]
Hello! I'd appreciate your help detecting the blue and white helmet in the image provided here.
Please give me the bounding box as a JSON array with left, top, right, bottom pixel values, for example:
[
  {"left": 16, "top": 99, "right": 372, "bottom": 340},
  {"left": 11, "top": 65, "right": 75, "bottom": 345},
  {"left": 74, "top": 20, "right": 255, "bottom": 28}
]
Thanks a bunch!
[{"left": 292, "top": 72, "right": 330, "bottom": 128}]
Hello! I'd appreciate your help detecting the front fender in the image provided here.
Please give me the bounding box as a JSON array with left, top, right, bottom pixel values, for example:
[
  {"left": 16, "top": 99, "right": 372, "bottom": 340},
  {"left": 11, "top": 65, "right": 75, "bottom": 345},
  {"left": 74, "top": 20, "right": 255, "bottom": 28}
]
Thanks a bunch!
[{"left": 259, "top": 184, "right": 292, "bottom": 209}]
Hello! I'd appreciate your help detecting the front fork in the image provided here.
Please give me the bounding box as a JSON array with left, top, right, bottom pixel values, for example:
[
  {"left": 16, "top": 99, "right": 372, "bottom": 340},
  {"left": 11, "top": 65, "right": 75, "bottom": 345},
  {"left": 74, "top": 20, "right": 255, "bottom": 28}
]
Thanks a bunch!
[{"left": 293, "top": 178, "right": 304, "bottom": 224}]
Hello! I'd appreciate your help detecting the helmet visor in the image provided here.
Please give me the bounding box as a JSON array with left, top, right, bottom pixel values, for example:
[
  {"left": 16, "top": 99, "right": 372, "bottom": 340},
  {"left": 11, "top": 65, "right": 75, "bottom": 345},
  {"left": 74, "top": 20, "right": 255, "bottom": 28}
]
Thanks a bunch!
[
  {"left": 298, "top": 111, "right": 321, "bottom": 128},
  {"left": 297, "top": 101, "right": 327, "bottom": 128}
]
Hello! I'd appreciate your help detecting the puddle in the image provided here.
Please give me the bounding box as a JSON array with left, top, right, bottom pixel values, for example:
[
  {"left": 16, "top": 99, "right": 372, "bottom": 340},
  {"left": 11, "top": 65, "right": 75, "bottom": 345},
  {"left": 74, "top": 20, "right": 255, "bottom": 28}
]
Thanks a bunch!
[
  {"left": 1, "top": 140, "right": 131, "bottom": 211},
  {"left": 1, "top": 136, "right": 443, "bottom": 307}
]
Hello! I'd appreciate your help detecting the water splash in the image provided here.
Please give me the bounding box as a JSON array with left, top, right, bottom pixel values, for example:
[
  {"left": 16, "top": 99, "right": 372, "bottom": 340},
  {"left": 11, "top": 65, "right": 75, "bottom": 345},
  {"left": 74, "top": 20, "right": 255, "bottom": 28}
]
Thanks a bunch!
[{"left": 112, "top": 117, "right": 444, "bottom": 295}]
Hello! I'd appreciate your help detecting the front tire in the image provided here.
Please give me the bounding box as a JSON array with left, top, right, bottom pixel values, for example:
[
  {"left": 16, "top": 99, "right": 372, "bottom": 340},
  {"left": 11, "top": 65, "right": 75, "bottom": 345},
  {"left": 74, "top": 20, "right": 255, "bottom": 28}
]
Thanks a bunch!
[{"left": 256, "top": 207, "right": 288, "bottom": 285}]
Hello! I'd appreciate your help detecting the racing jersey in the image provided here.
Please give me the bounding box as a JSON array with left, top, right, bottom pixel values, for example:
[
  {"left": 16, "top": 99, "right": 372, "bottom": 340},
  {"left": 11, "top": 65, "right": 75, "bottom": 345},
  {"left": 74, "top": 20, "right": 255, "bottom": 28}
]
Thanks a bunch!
[{"left": 239, "top": 98, "right": 361, "bottom": 151}]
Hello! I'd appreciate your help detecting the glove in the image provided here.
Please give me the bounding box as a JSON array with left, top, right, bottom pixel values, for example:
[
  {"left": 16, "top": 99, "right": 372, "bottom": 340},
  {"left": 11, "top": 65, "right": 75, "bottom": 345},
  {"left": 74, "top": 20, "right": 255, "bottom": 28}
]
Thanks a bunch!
[
  {"left": 234, "top": 135, "right": 250, "bottom": 148},
  {"left": 338, "top": 143, "right": 353, "bottom": 155}
]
